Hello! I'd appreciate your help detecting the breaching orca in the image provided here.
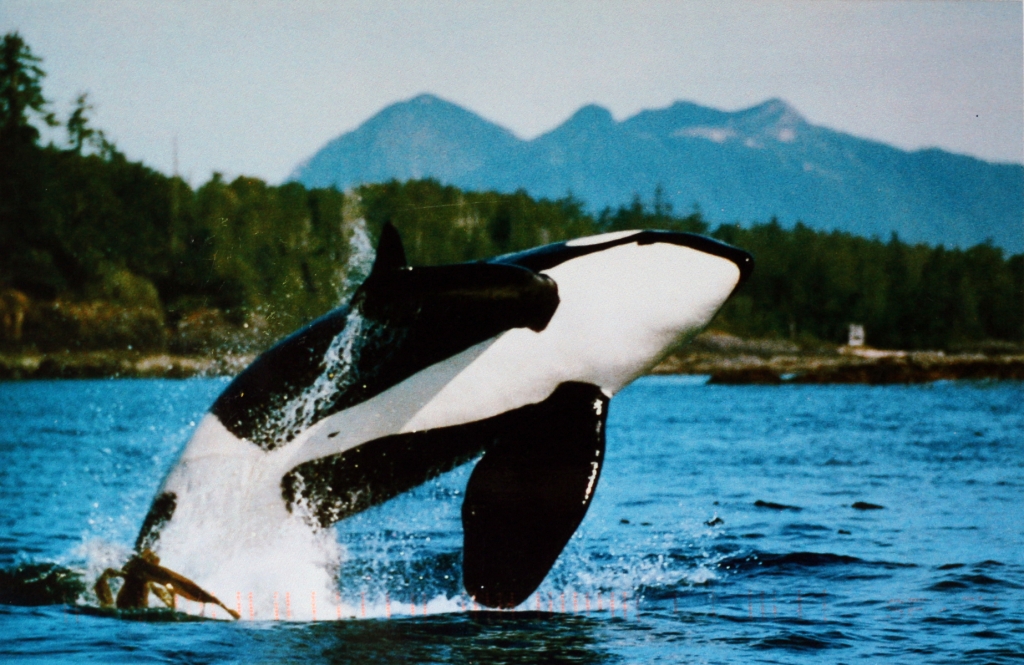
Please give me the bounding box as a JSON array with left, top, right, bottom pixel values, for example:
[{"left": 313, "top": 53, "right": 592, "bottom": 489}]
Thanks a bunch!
[{"left": 136, "top": 224, "right": 752, "bottom": 609}]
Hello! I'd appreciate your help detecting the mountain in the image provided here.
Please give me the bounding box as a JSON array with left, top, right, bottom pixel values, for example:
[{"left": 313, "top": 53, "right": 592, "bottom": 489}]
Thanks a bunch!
[
  {"left": 291, "top": 94, "right": 520, "bottom": 190},
  {"left": 290, "top": 94, "right": 1024, "bottom": 252}
]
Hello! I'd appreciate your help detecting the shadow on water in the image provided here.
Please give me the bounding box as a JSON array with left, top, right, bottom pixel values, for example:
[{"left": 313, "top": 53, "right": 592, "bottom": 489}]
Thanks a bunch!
[{"left": 246, "top": 612, "right": 617, "bottom": 664}]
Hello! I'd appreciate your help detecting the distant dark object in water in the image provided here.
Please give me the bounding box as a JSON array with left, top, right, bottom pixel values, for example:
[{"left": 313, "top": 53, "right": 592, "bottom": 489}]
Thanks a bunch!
[
  {"left": 838, "top": 529, "right": 852, "bottom": 535},
  {"left": 706, "top": 516, "right": 724, "bottom": 526},
  {"left": 620, "top": 519, "right": 630, "bottom": 524},
  {"left": 754, "top": 499, "right": 802, "bottom": 511},
  {"left": 851, "top": 502, "right": 884, "bottom": 510},
  {"left": 708, "top": 367, "right": 782, "bottom": 385},
  {"left": 640, "top": 521, "right": 652, "bottom": 526},
  {"left": 0, "top": 562, "right": 84, "bottom": 606}
]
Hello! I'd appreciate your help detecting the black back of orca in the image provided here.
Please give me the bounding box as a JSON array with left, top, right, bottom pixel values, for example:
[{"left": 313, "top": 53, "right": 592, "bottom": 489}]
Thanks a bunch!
[
  {"left": 210, "top": 224, "right": 560, "bottom": 450},
  {"left": 212, "top": 227, "right": 750, "bottom": 451},
  {"left": 493, "top": 229, "right": 754, "bottom": 282}
]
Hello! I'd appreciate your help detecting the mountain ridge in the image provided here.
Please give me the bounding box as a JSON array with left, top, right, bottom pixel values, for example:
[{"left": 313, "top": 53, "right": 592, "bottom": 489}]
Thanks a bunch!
[{"left": 290, "top": 94, "right": 1024, "bottom": 252}]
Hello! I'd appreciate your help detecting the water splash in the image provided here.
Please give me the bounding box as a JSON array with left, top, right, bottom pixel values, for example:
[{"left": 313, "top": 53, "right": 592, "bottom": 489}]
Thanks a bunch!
[
  {"left": 263, "top": 309, "right": 405, "bottom": 452},
  {"left": 340, "top": 217, "right": 375, "bottom": 302},
  {"left": 163, "top": 235, "right": 392, "bottom": 615},
  {"left": 74, "top": 226, "right": 393, "bottom": 620},
  {"left": 257, "top": 216, "right": 382, "bottom": 447},
  {"left": 268, "top": 312, "right": 371, "bottom": 449}
]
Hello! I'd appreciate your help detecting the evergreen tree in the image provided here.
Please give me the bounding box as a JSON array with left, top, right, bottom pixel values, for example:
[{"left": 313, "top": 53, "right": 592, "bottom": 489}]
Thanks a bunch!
[
  {"left": 0, "top": 32, "right": 60, "bottom": 294},
  {"left": 66, "top": 92, "right": 109, "bottom": 154},
  {"left": 0, "top": 31, "right": 56, "bottom": 146}
]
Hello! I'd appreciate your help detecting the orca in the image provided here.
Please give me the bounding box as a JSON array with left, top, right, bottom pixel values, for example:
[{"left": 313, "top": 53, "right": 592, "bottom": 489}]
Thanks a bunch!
[{"left": 136, "top": 224, "right": 752, "bottom": 610}]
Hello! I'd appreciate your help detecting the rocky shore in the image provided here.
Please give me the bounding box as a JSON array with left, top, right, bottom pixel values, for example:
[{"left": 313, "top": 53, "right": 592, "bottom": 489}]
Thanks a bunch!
[
  {"left": 653, "top": 349, "right": 1024, "bottom": 384},
  {"left": 0, "top": 351, "right": 255, "bottom": 381},
  {"left": 651, "top": 333, "right": 1024, "bottom": 384},
  {"left": 2, "top": 332, "right": 1022, "bottom": 383}
]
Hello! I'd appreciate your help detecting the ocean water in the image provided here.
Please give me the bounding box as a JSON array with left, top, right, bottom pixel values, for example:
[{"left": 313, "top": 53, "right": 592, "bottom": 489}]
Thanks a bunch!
[{"left": 1, "top": 376, "right": 1022, "bottom": 663}]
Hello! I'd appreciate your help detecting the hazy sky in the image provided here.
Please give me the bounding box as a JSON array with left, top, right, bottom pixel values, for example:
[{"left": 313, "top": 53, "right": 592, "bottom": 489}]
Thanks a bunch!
[{"left": 3, "top": 1, "right": 1022, "bottom": 184}]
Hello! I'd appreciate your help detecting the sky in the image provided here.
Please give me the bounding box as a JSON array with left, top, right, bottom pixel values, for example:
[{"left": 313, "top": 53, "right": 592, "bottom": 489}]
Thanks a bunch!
[{"left": 2, "top": 0, "right": 1022, "bottom": 184}]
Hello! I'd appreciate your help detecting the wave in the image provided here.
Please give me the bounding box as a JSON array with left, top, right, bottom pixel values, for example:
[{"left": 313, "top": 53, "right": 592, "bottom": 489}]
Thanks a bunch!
[
  {"left": 752, "top": 630, "right": 852, "bottom": 651},
  {"left": 928, "top": 573, "right": 1021, "bottom": 592},
  {"left": 715, "top": 551, "right": 915, "bottom": 574},
  {"left": 928, "top": 560, "right": 1021, "bottom": 592}
]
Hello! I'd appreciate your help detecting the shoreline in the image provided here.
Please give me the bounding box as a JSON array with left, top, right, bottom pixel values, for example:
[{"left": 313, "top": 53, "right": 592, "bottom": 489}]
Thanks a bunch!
[
  {"left": 2, "top": 347, "right": 1023, "bottom": 383},
  {"left": 0, "top": 351, "right": 255, "bottom": 381},
  {"left": 652, "top": 348, "right": 1024, "bottom": 384}
]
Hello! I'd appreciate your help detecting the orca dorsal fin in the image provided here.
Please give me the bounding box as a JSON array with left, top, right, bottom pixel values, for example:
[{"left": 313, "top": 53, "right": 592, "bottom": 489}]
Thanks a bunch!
[{"left": 371, "top": 222, "right": 407, "bottom": 275}]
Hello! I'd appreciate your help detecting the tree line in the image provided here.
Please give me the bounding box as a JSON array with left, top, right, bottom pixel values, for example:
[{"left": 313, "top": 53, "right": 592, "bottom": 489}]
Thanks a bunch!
[{"left": 1, "top": 32, "right": 1021, "bottom": 351}]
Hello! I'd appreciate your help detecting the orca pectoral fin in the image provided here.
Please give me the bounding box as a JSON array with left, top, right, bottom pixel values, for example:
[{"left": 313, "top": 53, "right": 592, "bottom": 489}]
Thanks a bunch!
[{"left": 462, "top": 382, "right": 608, "bottom": 609}]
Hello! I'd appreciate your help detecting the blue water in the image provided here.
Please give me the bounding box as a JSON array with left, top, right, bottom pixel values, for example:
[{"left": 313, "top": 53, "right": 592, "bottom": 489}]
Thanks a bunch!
[{"left": 1, "top": 376, "right": 1022, "bottom": 663}]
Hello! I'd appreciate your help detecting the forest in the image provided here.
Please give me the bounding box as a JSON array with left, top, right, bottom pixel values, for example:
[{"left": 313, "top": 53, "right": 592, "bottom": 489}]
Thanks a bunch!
[{"left": 1, "top": 32, "right": 1022, "bottom": 354}]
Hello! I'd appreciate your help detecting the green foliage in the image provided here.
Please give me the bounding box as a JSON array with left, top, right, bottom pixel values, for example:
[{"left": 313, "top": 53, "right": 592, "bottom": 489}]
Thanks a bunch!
[
  {"left": 598, "top": 185, "right": 708, "bottom": 235},
  {"left": 358, "top": 179, "right": 593, "bottom": 264},
  {"left": 189, "top": 176, "right": 350, "bottom": 332},
  {"left": 65, "top": 92, "right": 111, "bottom": 155},
  {"left": 86, "top": 263, "right": 162, "bottom": 310},
  {"left": 4, "top": 143, "right": 1022, "bottom": 349},
  {"left": 711, "top": 224, "right": 1023, "bottom": 348},
  {"left": 358, "top": 181, "right": 1022, "bottom": 349},
  {"left": 0, "top": 32, "right": 56, "bottom": 146}
]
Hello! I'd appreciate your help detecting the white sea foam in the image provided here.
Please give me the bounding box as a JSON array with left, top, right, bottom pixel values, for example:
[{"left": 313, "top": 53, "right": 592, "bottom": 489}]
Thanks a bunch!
[
  {"left": 156, "top": 312, "right": 382, "bottom": 619},
  {"left": 72, "top": 538, "right": 133, "bottom": 606}
]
